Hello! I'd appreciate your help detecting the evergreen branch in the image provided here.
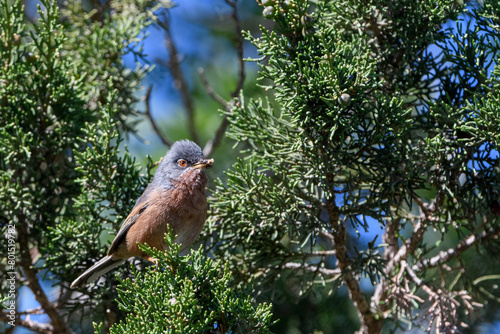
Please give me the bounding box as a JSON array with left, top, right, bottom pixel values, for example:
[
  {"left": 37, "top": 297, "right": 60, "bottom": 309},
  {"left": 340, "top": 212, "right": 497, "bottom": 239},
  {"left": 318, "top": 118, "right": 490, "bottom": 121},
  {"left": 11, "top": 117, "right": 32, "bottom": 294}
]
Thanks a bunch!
[
  {"left": 371, "top": 218, "right": 402, "bottom": 316},
  {"left": 413, "top": 226, "right": 500, "bottom": 272},
  {"left": 324, "top": 171, "right": 380, "bottom": 334},
  {"left": 384, "top": 193, "right": 444, "bottom": 275},
  {"left": 157, "top": 12, "right": 200, "bottom": 144},
  {"left": 88, "top": 0, "right": 111, "bottom": 22},
  {"left": 144, "top": 85, "right": 174, "bottom": 147}
]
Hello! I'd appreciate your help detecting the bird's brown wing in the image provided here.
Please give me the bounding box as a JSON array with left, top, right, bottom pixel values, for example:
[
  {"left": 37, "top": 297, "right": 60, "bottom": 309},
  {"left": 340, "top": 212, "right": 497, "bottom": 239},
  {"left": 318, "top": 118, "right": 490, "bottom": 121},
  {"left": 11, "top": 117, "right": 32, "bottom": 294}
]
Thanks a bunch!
[{"left": 107, "top": 203, "right": 150, "bottom": 256}]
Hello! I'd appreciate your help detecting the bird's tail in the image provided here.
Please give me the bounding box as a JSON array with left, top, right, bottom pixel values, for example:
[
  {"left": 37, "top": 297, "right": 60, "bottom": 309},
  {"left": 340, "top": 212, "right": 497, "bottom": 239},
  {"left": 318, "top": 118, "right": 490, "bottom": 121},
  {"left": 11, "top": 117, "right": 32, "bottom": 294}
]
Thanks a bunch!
[{"left": 70, "top": 256, "right": 126, "bottom": 288}]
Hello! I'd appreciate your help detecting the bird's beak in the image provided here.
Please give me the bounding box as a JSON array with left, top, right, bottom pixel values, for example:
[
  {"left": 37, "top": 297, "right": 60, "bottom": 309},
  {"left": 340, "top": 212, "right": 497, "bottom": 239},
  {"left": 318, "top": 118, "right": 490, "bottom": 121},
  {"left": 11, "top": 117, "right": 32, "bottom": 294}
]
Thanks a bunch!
[{"left": 192, "top": 158, "right": 214, "bottom": 169}]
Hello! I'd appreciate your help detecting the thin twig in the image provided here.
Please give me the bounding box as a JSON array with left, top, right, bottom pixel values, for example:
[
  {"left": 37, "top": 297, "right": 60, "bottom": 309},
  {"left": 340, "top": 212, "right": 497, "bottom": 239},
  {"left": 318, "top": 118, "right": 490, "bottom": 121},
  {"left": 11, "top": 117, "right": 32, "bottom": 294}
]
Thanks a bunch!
[
  {"left": 302, "top": 249, "right": 337, "bottom": 257},
  {"left": 277, "top": 262, "right": 341, "bottom": 276},
  {"left": 157, "top": 12, "right": 200, "bottom": 144},
  {"left": 18, "top": 218, "right": 73, "bottom": 334},
  {"left": 201, "top": 0, "right": 246, "bottom": 157},
  {"left": 413, "top": 226, "right": 500, "bottom": 272},
  {"left": 18, "top": 307, "right": 44, "bottom": 315},
  {"left": 198, "top": 68, "right": 231, "bottom": 111},
  {"left": 198, "top": 68, "right": 231, "bottom": 157},
  {"left": 225, "top": 0, "right": 246, "bottom": 98},
  {"left": 18, "top": 318, "right": 53, "bottom": 334},
  {"left": 203, "top": 118, "right": 230, "bottom": 157},
  {"left": 0, "top": 312, "right": 54, "bottom": 334},
  {"left": 383, "top": 192, "right": 443, "bottom": 274},
  {"left": 144, "top": 85, "right": 173, "bottom": 147}
]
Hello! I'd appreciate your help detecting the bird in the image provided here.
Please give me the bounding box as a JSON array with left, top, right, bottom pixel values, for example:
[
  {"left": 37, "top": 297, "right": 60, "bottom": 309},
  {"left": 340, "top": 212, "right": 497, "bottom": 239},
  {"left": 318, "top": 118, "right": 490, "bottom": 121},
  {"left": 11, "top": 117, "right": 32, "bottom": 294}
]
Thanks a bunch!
[{"left": 71, "top": 140, "right": 213, "bottom": 288}]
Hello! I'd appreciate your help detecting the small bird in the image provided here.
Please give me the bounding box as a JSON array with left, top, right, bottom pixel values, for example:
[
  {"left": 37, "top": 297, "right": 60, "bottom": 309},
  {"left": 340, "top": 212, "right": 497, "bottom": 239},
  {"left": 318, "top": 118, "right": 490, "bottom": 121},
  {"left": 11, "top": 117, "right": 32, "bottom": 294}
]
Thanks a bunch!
[{"left": 71, "top": 140, "right": 213, "bottom": 288}]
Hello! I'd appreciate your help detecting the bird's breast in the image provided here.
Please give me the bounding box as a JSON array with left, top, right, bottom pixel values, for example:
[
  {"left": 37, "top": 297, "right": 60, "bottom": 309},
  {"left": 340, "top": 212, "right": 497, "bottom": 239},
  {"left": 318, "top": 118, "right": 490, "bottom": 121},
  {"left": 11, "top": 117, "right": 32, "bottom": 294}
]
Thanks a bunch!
[
  {"left": 120, "top": 166, "right": 209, "bottom": 259},
  {"left": 151, "top": 169, "right": 208, "bottom": 252}
]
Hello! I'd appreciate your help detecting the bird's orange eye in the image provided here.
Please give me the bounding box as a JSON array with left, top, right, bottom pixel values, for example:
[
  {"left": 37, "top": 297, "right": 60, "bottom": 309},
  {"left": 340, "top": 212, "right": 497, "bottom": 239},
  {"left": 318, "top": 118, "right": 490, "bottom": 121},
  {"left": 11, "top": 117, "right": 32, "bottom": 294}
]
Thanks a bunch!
[{"left": 178, "top": 159, "right": 188, "bottom": 168}]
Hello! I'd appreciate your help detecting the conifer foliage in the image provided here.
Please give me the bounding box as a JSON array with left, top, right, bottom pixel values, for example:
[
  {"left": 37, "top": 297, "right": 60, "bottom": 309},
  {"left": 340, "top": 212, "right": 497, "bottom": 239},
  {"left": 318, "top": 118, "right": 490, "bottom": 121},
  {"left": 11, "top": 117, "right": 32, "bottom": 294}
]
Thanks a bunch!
[
  {"left": 0, "top": 0, "right": 273, "bottom": 332},
  {"left": 1, "top": 0, "right": 500, "bottom": 333},
  {"left": 206, "top": 0, "right": 500, "bottom": 333}
]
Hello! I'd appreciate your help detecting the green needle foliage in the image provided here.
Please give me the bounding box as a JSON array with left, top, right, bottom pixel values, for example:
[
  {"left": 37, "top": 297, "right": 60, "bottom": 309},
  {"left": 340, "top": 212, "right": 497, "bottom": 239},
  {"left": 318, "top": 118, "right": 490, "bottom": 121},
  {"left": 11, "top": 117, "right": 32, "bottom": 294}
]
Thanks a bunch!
[
  {"left": 0, "top": 1, "right": 275, "bottom": 332},
  {"left": 206, "top": 0, "right": 500, "bottom": 333},
  {"left": 103, "top": 232, "right": 274, "bottom": 334},
  {"left": 0, "top": 0, "right": 154, "bottom": 331},
  {"left": 2, "top": 0, "right": 500, "bottom": 332}
]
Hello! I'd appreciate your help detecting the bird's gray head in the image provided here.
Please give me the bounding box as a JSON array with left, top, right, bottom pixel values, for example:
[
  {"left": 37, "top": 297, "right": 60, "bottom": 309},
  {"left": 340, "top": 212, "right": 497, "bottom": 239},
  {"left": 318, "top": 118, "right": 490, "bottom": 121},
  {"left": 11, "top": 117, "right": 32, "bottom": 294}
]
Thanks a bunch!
[{"left": 153, "top": 140, "right": 213, "bottom": 188}]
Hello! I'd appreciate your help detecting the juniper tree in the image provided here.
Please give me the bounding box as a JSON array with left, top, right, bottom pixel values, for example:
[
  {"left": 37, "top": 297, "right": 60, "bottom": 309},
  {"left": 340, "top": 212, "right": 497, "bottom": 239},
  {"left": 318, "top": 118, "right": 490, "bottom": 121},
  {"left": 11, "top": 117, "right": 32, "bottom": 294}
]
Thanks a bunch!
[
  {"left": 0, "top": 0, "right": 272, "bottom": 333},
  {"left": 100, "top": 232, "right": 273, "bottom": 334},
  {"left": 206, "top": 0, "right": 500, "bottom": 333},
  {"left": 2, "top": 0, "right": 500, "bottom": 333},
  {"left": 0, "top": 0, "right": 152, "bottom": 331}
]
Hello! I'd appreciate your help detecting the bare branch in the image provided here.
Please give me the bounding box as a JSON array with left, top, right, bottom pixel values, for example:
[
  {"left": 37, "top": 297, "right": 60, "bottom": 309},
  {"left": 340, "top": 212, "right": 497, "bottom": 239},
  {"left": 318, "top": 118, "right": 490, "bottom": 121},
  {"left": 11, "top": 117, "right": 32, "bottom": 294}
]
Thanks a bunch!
[
  {"left": 387, "top": 220, "right": 426, "bottom": 275},
  {"left": 157, "top": 12, "right": 200, "bottom": 144},
  {"left": 198, "top": 68, "right": 231, "bottom": 111},
  {"left": 319, "top": 230, "right": 335, "bottom": 246},
  {"left": 277, "top": 262, "right": 341, "bottom": 277},
  {"left": 372, "top": 194, "right": 439, "bottom": 318},
  {"left": 413, "top": 226, "right": 500, "bottom": 272},
  {"left": 402, "top": 260, "right": 423, "bottom": 286},
  {"left": 420, "top": 285, "right": 474, "bottom": 333},
  {"left": 144, "top": 85, "right": 173, "bottom": 147},
  {"left": 18, "top": 318, "right": 54, "bottom": 334},
  {"left": 0, "top": 311, "right": 54, "bottom": 334},
  {"left": 224, "top": 0, "right": 246, "bottom": 98},
  {"left": 203, "top": 118, "right": 230, "bottom": 157},
  {"left": 18, "top": 307, "right": 44, "bottom": 315},
  {"left": 322, "top": 172, "right": 381, "bottom": 334},
  {"left": 382, "top": 261, "right": 425, "bottom": 320},
  {"left": 201, "top": 0, "right": 246, "bottom": 157},
  {"left": 18, "top": 219, "right": 73, "bottom": 334},
  {"left": 302, "top": 249, "right": 337, "bottom": 257},
  {"left": 371, "top": 218, "right": 402, "bottom": 315}
]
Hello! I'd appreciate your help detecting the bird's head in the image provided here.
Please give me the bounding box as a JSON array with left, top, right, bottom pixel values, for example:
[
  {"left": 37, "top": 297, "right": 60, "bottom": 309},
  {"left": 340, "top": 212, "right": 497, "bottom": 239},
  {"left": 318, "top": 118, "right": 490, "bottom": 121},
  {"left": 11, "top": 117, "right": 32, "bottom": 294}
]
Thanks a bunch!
[{"left": 154, "top": 140, "right": 213, "bottom": 187}]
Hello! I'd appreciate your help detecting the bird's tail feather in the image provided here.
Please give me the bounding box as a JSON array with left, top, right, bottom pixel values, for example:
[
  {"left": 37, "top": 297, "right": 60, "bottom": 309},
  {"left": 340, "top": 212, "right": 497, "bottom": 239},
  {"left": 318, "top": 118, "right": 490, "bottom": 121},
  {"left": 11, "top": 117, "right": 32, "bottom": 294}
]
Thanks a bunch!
[{"left": 70, "top": 256, "right": 125, "bottom": 288}]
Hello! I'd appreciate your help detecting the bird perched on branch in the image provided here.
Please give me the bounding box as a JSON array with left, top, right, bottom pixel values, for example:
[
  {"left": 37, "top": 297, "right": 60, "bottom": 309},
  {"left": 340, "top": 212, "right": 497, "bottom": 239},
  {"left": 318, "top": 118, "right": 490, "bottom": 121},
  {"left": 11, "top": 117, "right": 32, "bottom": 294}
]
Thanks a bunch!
[{"left": 71, "top": 140, "right": 213, "bottom": 288}]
